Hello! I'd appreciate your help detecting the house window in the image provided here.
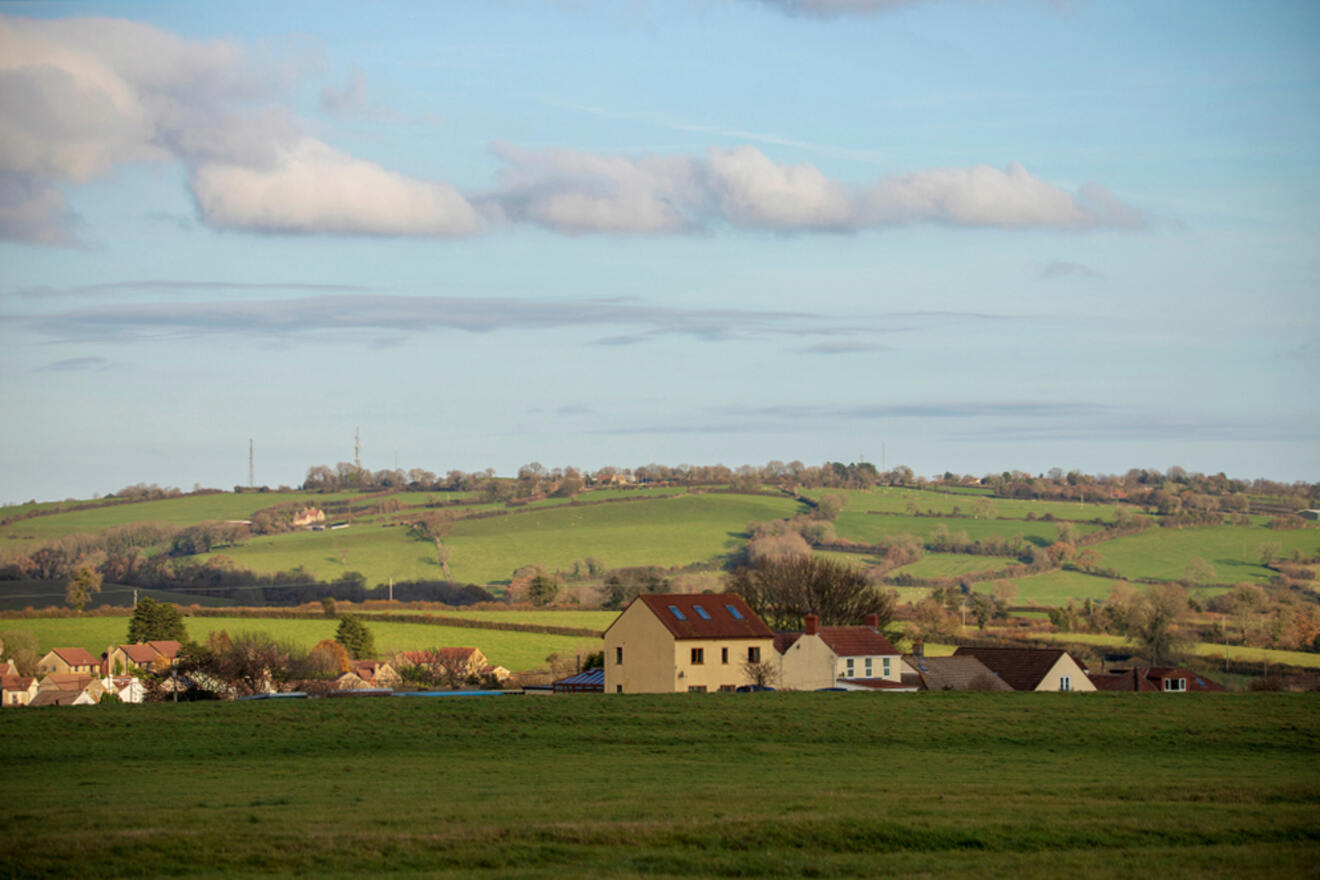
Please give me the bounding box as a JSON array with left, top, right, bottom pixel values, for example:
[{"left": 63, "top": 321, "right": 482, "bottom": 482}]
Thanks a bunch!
[
  {"left": 864, "top": 658, "right": 873, "bottom": 677},
  {"left": 615, "top": 646, "right": 623, "bottom": 665},
  {"left": 846, "top": 658, "right": 855, "bottom": 677},
  {"left": 721, "top": 647, "right": 729, "bottom": 664},
  {"left": 1059, "top": 675, "right": 1071, "bottom": 692},
  {"left": 691, "top": 648, "right": 704, "bottom": 665},
  {"left": 883, "top": 658, "right": 891, "bottom": 678},
  {"left": 717, "top": 684, "right": 736, "bottom": 692},
  {"left": 616, "top": 684, "right": 622, "bottom": 693},
  {"left": 688, "top": 685, "right": 707, "bottom": 693},
  {"left": 1164, "top": 678, "right": 1186, "bottom": 692},
  {"left": 747, "top": 647, "right": 761, "bottom": 663}
]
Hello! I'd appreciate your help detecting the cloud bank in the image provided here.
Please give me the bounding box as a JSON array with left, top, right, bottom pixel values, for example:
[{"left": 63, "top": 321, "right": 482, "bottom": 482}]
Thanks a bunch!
[{"left": 0, "top": 13, "right": 1142, "bottom": 242}]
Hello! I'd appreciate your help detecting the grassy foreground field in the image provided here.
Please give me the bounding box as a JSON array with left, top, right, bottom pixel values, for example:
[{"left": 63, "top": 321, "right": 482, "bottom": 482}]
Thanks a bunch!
[{"left": 1, "top": 694, "right": 1315, "bottom": 878}]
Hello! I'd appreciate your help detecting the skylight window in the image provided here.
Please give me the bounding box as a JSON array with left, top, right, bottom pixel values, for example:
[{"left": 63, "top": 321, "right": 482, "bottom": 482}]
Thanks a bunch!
[
  {"left": 667, "top": 605, "right": 687, "bottom": 621},
  {"left": 693, "top": 604, "right": 711, "bottom": 620},
  {"left": 725, "top": 604, "right": 744, "bottom": 620}
]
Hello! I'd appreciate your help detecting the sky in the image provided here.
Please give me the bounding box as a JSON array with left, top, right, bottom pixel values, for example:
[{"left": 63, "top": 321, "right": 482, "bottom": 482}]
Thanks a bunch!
[{"left": 1, "top": 0, "right": 1317, "bottom": 503}]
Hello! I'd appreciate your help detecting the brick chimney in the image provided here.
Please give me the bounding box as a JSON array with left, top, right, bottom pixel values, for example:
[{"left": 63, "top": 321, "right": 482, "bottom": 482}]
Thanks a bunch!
[
  {"left": 913, "top": 638, "right": 924, "bottom": 659},
  {"left": 864, "top": 613, "right": 879, "bottom": 629},
  {"left": 804, "top": 613, "right": 819, "bottom": 636}
]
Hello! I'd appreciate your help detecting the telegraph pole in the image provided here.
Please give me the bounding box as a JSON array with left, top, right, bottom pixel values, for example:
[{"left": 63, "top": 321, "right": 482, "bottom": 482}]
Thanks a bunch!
[{"left": 354, "top": 427, "right": 362, "bottom": 472}]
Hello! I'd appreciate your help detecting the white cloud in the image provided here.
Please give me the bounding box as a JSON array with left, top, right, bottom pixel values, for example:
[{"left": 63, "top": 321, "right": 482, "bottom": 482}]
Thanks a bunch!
[
  {"left": 484, "top": 145, "right": 1144, "bottom": 234},
  {"left": 191, "top": 138, "right": 480, "bottom": 237}
]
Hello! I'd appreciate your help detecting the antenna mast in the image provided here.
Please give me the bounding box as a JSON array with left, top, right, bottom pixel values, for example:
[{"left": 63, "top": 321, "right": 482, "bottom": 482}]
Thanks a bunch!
[
  {"left": 249, "top": 438, "right": 254, "bottom": 488},
  {"left": 354, "top": 427, "right": 362, "bottom": 472}
]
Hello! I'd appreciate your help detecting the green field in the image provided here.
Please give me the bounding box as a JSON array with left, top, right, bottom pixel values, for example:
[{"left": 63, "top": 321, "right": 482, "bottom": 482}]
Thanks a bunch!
[
  {"left": 203, "top": 525, "right": 441, "bottom": 585},
  {"left": 803, "top": 487, "right": 1129, "bottom": 522},
  {"left": 1, "top": 615, "right": 597, "bottom": 672},
  {"left": 831, "top": 510, "right": 1104, "bottom": 547},
  {"left": 0, "top": 491, "right": 362, "bottom": 544},
  {"left": 0, "top": 580, "right": 235, "bottom": 611},
  {"left": 1093, "top": 525, "right": 1320, "bottom": 584},
  {"left": 1, "top": 694, "right": 1315, "bottom": 878},
  {"left": 893, "top": 552, "right": 1021, "bottom": 579},
  {"left": 1021, "top": 631, "right": 1320, "bottom": 670},
  {"left": 443, "top": 493, "right": 805, "bottom": 584},
  {"left": 984, "top": 570, "right": 1228, "bottom": 607},
  {"left": 359, "top": 609, "right": 620, "bottom": 632}
]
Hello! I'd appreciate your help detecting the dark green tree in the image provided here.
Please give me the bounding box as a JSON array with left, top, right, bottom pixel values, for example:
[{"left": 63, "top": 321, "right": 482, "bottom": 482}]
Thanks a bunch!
[
  {"left": 335, "top": 615, "right": 376, "bottom": 659},
  {"left": 127, "top": 596, "right": 187, "bottom": 643},
  {"left": 65, "top": 565, "right": 103, "bottom": 611}
]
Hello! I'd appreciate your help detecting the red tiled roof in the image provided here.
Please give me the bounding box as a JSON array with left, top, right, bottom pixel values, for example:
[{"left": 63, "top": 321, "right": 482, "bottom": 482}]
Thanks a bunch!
[
  {"left": 1089, "top": 669, "right": 1158, "bottom": 692},
  {"left": 904, "top": 655, "right": 1012, "bottom": 692},
  {"left": 773, "top": 632, "right": 802, "bottom": 655},
  {"left": 952, "top": 646, "right": 1081, "bottom": 691},
  {"left": 633, "top": 594, "right": 772, "bottom": 641},
  {"left": 147, "top": 640, "right": 182, "bottom": 659},
  {"left": 1136, "top": 666, "right": 1226, "bottom": 692},
  {"left": 2, "top": 676, "right": 35, "bottom": 690},
  {"left": 121, "top": 644, "right": 161, "bottom": 664},
  {"left": 40, "top": 673, "right": 94, "bottom": 691},
  {"left": 816, "top": 626, "right": 899, "bottom": 658},
  {"left": 52, "top": 647, "right": 98, "bottom": 667}
]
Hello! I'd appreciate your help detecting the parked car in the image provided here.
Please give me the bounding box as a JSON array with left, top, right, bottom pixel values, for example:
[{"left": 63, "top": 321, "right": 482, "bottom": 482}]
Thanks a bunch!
[{"left": 734, "top": 685, "right": 775, "bottom": 693}]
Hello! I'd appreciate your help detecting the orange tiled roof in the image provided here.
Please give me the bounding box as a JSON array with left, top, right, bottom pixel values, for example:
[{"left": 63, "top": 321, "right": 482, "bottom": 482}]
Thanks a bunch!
[{"left": 633, "top": 594, "right": 772, "bottom": 641}]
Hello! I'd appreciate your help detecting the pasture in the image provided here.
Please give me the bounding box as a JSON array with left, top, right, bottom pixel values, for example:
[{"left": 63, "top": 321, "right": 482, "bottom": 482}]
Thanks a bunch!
[
  {"left": 1021, "top": 631, "right": 1320, "bottom": 671},
  {"left": 1092, "top": 525, "right": 1320, "bottom": 584},
  {"left": 1, "top": 615, "right": 596, "bottom": 672},
  {"left": 0, "top": 694, "right": 1315, "bottom": 878},
  {"left": 830, "top": 510, "right": 1104, "bottom": 547},
  {"left": 802, "top": 486, "right": 1128, "bottom": 522},
  {"left": 0, "top": 491, "right": 361, "bottom": 545}
]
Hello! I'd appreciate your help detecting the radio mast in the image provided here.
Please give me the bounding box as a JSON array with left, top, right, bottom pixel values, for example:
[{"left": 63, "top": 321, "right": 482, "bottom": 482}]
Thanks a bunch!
[
  {"left": 354, "top": 427, "right": 362, "bottom": 472},
  {"left": 248, "top": 438, "right": 254, "bottom": 488}
]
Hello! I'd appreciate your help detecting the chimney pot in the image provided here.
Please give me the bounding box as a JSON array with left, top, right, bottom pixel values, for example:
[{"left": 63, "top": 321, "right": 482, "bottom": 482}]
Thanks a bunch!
[
  {"left": 914, "top": 638, "right": 924, "bottom": 658},
  {"left": 804, "top": 613, "right": 819, "bottom": 636},
  {"left": 865, "top": 613, "right": 879, "bottom": 629}
]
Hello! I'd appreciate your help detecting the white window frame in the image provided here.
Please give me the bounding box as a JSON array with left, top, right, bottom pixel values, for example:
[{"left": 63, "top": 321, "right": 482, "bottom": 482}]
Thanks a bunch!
[
  {"left": 1164, "top": 678, "right": 1186, "bottom": 692},
  {"left": 1059, "top": 675, "right": 1071, "bottom": 692},
  {"left": 883, "top": 658, "right": 891, "bottom": 678},
  {"left": 864, "top": 658, "right": 873, "bottom": 677}
]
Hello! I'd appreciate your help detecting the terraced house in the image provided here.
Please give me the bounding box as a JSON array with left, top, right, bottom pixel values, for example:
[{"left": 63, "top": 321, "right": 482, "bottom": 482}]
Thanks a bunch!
[{"left": 604, "top": 594, "right": 774, "bottom": 694}]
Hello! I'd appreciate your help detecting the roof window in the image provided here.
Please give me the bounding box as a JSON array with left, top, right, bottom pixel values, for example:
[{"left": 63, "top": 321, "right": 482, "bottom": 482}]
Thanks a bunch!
[
  {"left": 667, "top": 605, "right": 687, "bottom": 621},
  {"left": 693, "top": 605, "right": 711, "bottom": 620},
  {"left": 725, "top": 604, "right": 744, "bottom": 620}
]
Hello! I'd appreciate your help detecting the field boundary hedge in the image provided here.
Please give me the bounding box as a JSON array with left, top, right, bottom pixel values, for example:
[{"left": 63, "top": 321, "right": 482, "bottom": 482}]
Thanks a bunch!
[{"left": 184, "top": 606, "right": 602, "bottom": 638}]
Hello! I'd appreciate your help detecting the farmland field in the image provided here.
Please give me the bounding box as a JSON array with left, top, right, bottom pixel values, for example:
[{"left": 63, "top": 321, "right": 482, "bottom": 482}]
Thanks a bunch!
[
  {"left": 0, "top": 491, "right": 362, "bottom": 544},
  {"left": 359, "top": 609, "right": 620, "bottom": 632},
  {"left": 1, "top": 694, "right": 1315, "bottom": 878},
  {"left": 1092, "top": 525, "right": 1320, "bottom": 583},
  {"left": 893, "top": 552, "right": 1020, "bottom": 579},
  {"left": 802, "top": 487, "right": 1129, "bottom": 522},
  {"left": 1, "top": 615, "right": 596, "bottom": 672},
  {"left": 981, "top": 569, "right": 1228, "bottom": 606},
  {"left": 831, "top": 510, "right": 1104, "bottom": 547},
  {"left": 202, "top": 525, "right": 441, "bottom": 585}
]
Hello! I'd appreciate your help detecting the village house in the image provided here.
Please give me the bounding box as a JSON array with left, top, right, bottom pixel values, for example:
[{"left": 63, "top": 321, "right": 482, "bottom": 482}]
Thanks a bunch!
[
  {"left": 603, "top": 593, "right": 775, "bottom": 694},
  {"left": 775, "top": 613, "right": 908, "bottom": 691},
  {"left": 37, "top": 647, "right": 99, "bottom": 677},
  {"left": 953, "top": 646, "right": 1096, "bottom": 692},
  {"left": 396, "top": 647, "right": 490, "bottom": 679},
  {"left": 336, "top": 660, "right": 403, "bottom": 691},
  {"left": 900, "top": 651, "right": 1012, "bottom": 692},
  {"left": 104, "top": 640, "right": 182, "bottom": 675},
  {"left": 1089, "top": 666, "right": 1226, "bottom": 693},
  {"left": 3, "top": 674, "right": 39, "bottom": 706},
  {"left": 34, "top": 673, "right": 106, "bottom": 705}
]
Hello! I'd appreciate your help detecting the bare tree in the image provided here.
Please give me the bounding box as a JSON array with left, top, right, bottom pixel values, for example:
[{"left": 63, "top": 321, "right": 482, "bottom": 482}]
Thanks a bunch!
[{"left": 726, "top": 555, "right": 895, "bottom": 631}]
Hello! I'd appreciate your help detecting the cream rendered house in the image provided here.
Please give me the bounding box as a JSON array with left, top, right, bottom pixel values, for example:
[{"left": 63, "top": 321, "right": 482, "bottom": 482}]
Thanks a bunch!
[
  {"left": 953, "top": 646, "right": 1096, "bottom": 692},
  {"left": 604, "top": 594, "right": 775, "bottom": 694},
  {"left": 776, "top": 614, "right": 909, "bottom": 691}
]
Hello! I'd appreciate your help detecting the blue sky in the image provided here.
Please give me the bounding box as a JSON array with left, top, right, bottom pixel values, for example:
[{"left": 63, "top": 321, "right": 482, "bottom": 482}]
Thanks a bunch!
[{"left": 1, "top": 0, "right": 1316, "bottom": 502}]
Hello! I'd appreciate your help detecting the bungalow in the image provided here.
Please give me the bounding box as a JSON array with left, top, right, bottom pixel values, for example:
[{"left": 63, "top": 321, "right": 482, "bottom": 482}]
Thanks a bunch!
[
  {"left": 953, "top": 646, "right": 1096, "bottom": 692},
  {"left": 37, "top": 647, "right": 100, "bottom": 677},
  {"left": 395, "top": 647, "right": 489, "bottom": 680},
  {"left": 1090, "top": 666, "right": 1226, "bottom": 693},
  {"left": 603, "top": 593, "right": 775, "bottom": 694},
  {"left": 776, "top": 613, "right": 905, "bottom": 691}
]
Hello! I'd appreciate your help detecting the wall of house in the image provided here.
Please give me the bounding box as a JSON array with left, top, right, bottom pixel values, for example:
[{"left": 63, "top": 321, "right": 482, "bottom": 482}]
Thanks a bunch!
[
  {"left": 1036, "top": 655, "right": 1097, "bottom": 692},
  {"left": 669, "top": 638, "right": 774, "bottom": 693},
  {"left": 604, "top": 602, "right": 679, "bottom": 693},
  {"left": 778, "top": 635, "right": 837, "bottom": 691}
]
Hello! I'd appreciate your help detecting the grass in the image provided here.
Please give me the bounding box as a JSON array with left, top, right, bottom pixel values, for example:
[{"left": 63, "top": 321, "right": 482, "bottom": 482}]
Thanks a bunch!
[
  {"left": 1093, "top": 525, "right": 1320, "bottom": 584},
  {"left": 831, "top": 510, "right": 1105, "bottom": 547},
  {"left": 802, "top": 486, "right": 1129, "bottom": 522},
  {"left": 1, "top": 615, "right": 597, "bottom": 672},
  {"left": 443, "top": 493, "right": 805, "bottom": 584},
  {"left": 0, "top": 491, "right": 362, "bottom": 545},
  {"left": 893, "top": 552, "right": 1021, "bottom": 579},
  {"left": 359, "top": 609, "right": 620, "bottom": 632},
  {"left": 983, "top": 570, "right": 1229, "bottom": 606},
  {"left": 1, "top": 694, "right": 1315, "bottom": 878},
  {"left": 204, "top": 493, "right": 804, "bottom": 586},
  {"left": 0, "top": 580, "right": 235, "bottom": 611}
]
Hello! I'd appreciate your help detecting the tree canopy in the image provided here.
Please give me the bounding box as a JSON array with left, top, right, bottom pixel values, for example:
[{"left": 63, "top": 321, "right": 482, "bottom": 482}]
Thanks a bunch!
[
  {"left": 127, "top": 596, "right": 187, "bottom": 643},
  {"left": 725, "top": 555, "right": 895, "bottom": 632},
  {"left": 335, "top": 615, "right": 375, "bottom": 659}
]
